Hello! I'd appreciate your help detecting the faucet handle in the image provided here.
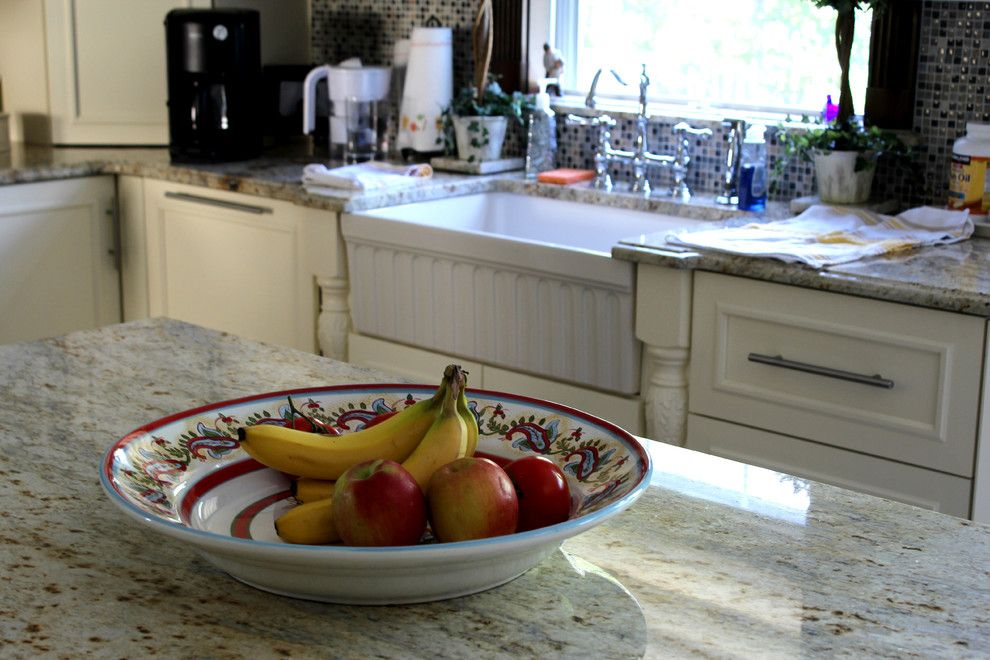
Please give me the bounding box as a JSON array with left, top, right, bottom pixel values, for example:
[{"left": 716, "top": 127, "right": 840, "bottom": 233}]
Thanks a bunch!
[
  {"left": 565, "top": 113, "right": 616, "bottom": 128},
  {"left": 673, "top": 122, "right": 713, "bottom": 140}
]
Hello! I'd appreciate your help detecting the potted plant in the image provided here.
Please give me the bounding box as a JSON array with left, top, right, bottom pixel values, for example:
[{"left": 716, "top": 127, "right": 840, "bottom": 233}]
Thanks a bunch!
[
  {"left": 778, "top": 0, "right": 908, "bottom": 204},
  {"left": 437, "top": 0, "right": 530, "bottom": 163},
  {"left": 439, "top": 80, "right": 529, "bottom": 162}
]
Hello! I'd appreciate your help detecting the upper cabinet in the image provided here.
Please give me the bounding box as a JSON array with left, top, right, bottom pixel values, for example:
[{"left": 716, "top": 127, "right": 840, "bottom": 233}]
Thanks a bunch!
[{"left": 43, "top": 0, "right": 209, "bottom": 145}]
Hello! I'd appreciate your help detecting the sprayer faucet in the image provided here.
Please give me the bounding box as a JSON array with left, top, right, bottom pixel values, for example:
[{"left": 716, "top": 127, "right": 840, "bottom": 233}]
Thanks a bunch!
[{"left": 585, "top": 68, "right": 624, "bottom": 109}]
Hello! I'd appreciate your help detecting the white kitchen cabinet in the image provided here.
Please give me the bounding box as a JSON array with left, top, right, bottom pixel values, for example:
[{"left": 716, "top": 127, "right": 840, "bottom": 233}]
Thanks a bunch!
[
  {"left": 686, "top": 414, "right": 973, "bottom": 518},
  {"left": 685, "top": 270, "right": 986, "bottom": 518},
  {"left": 0, "top": 176, "right": 120, "bottom": 344},
  {"left": 347, "top": 332, "right": 645, "bottom": 434},
  {"left": 143, "top": 179, "right": 342, "bottom": 353},
  {"left": 43, "top": 0, "right": 209, "bottom": 145}
]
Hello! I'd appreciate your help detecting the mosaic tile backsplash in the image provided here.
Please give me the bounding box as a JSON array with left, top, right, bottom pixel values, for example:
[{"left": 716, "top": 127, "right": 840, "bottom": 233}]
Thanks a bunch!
[{"left": 312, "top": 0, "right": 983, "bottom": 207}]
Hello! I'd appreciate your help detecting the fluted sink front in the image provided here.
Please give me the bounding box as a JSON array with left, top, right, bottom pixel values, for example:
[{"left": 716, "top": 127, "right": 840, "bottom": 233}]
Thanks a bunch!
[{"left": 341, "top": 192, "right": 700, "bottom": 395}]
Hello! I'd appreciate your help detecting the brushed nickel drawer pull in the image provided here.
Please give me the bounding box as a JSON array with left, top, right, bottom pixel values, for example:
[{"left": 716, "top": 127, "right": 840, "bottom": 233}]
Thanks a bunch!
[
  {"left": 747, "top": 353, "right": 895, "bottom": 389},
  {"left": 164, "top": 191, "right": 272, "bottom": 215}
]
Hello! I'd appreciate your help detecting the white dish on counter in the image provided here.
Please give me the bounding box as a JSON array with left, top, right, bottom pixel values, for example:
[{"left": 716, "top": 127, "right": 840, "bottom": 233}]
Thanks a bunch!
[{"left": 100, "top": 383, "right": 651, "bottom": 604}]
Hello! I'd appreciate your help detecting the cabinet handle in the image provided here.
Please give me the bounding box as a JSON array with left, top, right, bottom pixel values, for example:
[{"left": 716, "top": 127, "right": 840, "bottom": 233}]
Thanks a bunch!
[
  {"left": 747, "top": 353, "right": 895, "bottom": 389},
  {"left": 164, "top": 191, "right": 272, "bottom": 215},
  {"left": 106, "top": 197, "right": 121, "bottom": 272}
]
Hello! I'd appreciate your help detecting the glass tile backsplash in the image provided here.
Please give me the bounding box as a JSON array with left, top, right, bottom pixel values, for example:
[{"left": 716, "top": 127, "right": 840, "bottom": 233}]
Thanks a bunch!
[{"left": 312, "top": 0, "right": 984, "bottom": 207}]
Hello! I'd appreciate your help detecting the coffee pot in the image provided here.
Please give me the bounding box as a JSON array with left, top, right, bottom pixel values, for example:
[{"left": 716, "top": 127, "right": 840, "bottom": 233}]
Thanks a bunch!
[{"left": 302, "top": 59, "right": 390, "bottom": 162}]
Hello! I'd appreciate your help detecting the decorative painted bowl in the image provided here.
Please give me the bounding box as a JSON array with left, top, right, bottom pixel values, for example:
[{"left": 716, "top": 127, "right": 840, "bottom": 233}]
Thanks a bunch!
[{"left": 100, "top": 384, "right": 652, "bottom": 605}]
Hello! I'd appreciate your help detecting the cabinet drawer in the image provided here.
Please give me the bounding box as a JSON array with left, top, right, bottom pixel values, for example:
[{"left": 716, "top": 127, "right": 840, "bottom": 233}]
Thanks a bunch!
[
  {"left": 687, "top": 414, "right": 972, "bottom": 518},
  {"left": 689, "top": 272, "right": 984, "bottom": 477}
]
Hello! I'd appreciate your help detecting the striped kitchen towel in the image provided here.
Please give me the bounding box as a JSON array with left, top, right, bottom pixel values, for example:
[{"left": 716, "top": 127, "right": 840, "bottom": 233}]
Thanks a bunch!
[{"left": 665, "top": 205, "right": 974, "bottom": 268}]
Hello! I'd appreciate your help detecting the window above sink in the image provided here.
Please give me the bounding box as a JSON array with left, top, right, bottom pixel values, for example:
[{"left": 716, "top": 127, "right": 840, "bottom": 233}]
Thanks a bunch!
[{"left": 551, "top": 0, "right": 873, "bottom": 118}]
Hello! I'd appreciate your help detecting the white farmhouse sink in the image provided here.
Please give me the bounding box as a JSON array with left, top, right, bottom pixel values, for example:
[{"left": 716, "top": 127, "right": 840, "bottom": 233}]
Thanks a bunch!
[{"left": 341, "top": 192, "right": 699, "bottom": 395}]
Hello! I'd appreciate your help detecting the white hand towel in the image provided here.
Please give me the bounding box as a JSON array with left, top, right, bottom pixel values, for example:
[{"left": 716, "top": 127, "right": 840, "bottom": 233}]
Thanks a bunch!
[
  {"left": 302, "top": 162, "right": 433, "bottom": 194},
  {"left": 665, "top": 205, "right": 974, "bottom": 268}
]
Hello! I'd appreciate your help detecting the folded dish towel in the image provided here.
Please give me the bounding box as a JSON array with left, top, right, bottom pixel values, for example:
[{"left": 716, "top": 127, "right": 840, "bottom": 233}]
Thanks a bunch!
[
  {"left": 665, "top": 205, "right": 974, "bottom": 268},
  {"left": 302, "top": 162, "right": 433, "bottom": 194}
]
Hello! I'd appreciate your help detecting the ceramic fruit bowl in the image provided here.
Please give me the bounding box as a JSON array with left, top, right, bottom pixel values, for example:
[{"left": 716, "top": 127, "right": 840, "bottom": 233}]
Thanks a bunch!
[{"left": 100, "top": 384, "right": 652, "bottom": 605}]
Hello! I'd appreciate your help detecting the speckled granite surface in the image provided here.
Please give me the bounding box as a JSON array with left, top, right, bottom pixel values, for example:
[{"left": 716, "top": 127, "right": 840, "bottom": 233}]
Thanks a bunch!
[
  {"left": 0, "top": 318, "right": 987, "bottom": 657},
  {"left": 615, "top": 225, "right": 990, "bottom": 316},
  {"left": 4, "top": 144, "right": 990, "bottom": 316}
]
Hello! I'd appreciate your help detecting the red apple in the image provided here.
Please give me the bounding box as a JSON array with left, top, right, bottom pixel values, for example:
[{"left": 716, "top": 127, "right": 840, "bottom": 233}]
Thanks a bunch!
[
  {"left": 504, "top": 455, "right": 571, "bottom": 531},
  {"left": 427, "top": 457, "right": 519, "bottom": 542},
  {"left": 332, "top": 459, "right": 427, "bottom": 546}
]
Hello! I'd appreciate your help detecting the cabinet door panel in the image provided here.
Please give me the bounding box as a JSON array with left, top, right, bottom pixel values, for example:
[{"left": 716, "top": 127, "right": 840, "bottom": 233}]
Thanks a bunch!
[
  {"left": 348, "top": 333, "right": 484, "bottom": 383},
  {"left": 144, "top": 181, "right": 337, "bottom": 353},
  {"left": 689, "top": 272, "right": 984, "bottom": 477},
  {"left": 687, "top": 414, "right": 972, "bottom": 518},
  {"left": 0, "top": 177, "right": 119, "bottom": 344},
  {"left": 44, "top": 0, "right": 209, "bottom": 144},
  {"left": 158, "top": 207, "right": 297, "bottom": 347}
]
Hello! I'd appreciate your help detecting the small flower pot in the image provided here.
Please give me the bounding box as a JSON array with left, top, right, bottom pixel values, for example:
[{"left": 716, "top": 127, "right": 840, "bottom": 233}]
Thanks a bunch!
[
  {"left": 812, "top": 150, "right": 877, "bottom": 204},
  {"left": 452, "top": 115, "right": 508, "bottom": 162}
]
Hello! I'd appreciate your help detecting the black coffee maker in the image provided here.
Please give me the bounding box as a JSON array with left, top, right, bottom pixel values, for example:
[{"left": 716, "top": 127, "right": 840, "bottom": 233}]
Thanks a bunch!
[{"left": 165, "top": 9, "right": 262, "bottom": 162}]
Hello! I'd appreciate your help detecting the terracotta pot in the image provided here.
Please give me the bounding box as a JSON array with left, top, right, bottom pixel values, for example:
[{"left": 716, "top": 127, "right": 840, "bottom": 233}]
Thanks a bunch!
[
  {"left": 453, "top": 115, "right": 507, "bottom": 162},
  {"left": 812, "top": 150, "right": 877, "bottom": 204}
]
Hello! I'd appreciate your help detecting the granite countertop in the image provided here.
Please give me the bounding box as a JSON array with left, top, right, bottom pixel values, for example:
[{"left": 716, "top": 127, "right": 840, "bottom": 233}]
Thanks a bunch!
[
  {"left": 4, "top": 143, "right": 990, "bottom": 316},
  {"left": 1, "top": 318, "right": 987, "bottom": 657},
  {"left": 614, "top": 226, "right": 990, "bottom": 317}
]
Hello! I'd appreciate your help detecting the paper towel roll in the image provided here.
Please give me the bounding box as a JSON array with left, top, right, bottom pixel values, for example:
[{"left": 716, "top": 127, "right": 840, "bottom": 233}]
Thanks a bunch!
[{"left": 398, "top": 27, "right": 452, "bottom": 153}]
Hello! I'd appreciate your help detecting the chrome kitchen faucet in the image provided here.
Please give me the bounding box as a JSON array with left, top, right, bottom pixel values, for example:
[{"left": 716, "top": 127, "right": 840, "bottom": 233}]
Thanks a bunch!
[{"left": 567, "top": 64, "right": 712, "bottom": 198}]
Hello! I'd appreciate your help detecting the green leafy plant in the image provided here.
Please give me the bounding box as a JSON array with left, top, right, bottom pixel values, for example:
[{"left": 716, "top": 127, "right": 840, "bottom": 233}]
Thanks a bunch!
[
  {"left": 437, "top": 77, "right": 532, "bottom": 158},
  {"left": 778, "top": 121, "right": 908, "bottom": 172}
]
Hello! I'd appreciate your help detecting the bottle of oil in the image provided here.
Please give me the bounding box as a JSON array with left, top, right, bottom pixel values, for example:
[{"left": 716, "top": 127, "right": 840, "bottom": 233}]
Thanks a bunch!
[{"left": 948, "top": 122, "right": 990, "bottom": 216}]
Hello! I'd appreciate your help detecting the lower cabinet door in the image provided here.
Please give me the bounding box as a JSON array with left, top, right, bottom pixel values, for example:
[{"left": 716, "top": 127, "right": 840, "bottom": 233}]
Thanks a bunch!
[
  {"left": 347, "top": 332, "right": 485, "bottom": 384},
  {"left": 0, "top": 176, "right": 120, "bottom": 344},
  {"left": 686, "top": 413, "right": 972, "bottom": 518},
  {"left": 348, "top": 332, "right": 644, "bottom": 435},
  {"left": 144, "top": 180, "right": 337, "bottom": 352}
]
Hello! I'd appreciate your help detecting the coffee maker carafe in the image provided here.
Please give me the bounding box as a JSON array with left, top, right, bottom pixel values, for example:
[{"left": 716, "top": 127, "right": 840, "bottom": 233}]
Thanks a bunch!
[{"left": 165, "top": 9, "right": 262, "bottom": 162}]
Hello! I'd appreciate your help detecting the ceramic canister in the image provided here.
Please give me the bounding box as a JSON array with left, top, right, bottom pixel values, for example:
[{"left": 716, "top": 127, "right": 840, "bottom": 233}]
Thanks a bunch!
[{"left": 397, "top": 27, "right": 452, "bottom": 154}]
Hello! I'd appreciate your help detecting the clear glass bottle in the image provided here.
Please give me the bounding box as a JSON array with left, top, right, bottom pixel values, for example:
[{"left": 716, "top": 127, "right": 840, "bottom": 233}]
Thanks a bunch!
[
  {"left": 525, "top": 83, "right": 557, "bottom": 178},
  {"left": 738, "top": 124, "right": 767, "bottom": 212}
]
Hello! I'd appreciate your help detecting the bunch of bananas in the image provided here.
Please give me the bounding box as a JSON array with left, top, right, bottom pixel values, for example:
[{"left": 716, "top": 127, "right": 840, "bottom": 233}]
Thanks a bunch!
[{"left": 236, "top": 365, "right": 478, "bottom": 544}]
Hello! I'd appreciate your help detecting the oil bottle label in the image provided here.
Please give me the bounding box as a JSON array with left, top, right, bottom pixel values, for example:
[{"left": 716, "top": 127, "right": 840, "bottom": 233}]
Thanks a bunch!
[{"left": 948, "top": 153, "right": 990, "bottom": 215}]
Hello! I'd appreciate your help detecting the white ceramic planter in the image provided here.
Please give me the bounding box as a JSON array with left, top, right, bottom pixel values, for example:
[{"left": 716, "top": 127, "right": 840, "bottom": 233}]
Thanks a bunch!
[
  {"left": 812, "top": 150, "right": 877, "bottom": 204},
  {"left": 453, "top": 115, "right": 508, "bottom": 162}
]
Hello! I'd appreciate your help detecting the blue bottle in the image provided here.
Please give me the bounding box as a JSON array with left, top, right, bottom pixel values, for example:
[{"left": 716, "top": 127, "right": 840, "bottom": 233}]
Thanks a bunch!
[{"left": 738, "top": 125, "right": 767, "bottom": 212}]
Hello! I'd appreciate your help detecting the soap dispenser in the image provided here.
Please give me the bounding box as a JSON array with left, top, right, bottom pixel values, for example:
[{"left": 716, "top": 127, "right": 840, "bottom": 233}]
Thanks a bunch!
[
  {"left": 525, "top": 79, "right": 557, "bottom": 178},
  {"left": 738, "top": 124, "right": 767, "bottom": 212}
]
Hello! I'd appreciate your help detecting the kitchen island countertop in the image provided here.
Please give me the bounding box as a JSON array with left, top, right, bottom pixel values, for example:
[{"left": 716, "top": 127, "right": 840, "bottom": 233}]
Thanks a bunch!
[{"left": 1, "top": 318, "right": 987, "bottom": 657}]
